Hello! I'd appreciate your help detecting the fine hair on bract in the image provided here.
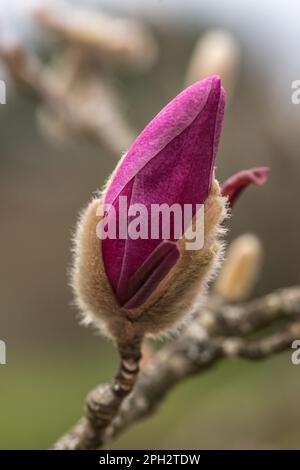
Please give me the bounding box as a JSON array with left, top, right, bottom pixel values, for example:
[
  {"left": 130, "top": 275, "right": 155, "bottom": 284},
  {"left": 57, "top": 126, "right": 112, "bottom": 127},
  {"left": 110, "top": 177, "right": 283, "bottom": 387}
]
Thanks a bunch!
[{"left": 72, "top": 179, "right": 227, "bottom": 345}]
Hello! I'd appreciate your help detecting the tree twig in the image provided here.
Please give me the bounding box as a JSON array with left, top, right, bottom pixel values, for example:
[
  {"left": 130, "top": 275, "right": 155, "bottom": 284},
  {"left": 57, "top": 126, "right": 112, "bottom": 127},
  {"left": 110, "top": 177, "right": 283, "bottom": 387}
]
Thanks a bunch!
[
  {"left": 53, "top": 286, "right": 300, "bottom": 450},
  {"left": 0, "top": 44, "right": 135, "bottom": 155}
]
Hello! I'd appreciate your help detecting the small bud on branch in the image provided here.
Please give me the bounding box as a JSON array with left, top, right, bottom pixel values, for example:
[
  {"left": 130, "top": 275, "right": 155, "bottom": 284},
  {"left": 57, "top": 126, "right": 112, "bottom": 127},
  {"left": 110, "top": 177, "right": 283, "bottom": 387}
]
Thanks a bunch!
[
  {"left": 215, "top": 233, "right": 263, "bottom": 302},
  {"left": 186, "top": 29, "right": 240, "bottom": 101}
]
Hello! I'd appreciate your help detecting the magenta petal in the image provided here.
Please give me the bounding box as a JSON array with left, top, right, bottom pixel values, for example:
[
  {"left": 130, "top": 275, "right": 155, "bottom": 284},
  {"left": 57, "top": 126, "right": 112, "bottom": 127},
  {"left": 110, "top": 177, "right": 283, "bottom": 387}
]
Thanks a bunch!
[
  {"left": 102, "top": 76, "right": 226, "bottom": 307},
  {"left": 221, "top": 167, "right": 270, "bottom": 207},
  {"left": 124, "top": 241, "right": 180, "bottom": 309}
]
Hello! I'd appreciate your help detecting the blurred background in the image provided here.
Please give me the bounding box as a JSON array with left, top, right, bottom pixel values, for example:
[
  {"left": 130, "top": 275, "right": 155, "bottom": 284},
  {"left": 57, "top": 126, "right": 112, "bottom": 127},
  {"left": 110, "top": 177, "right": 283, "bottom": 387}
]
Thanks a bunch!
[{"left": 0, "top": 0, "right": 300, "bottom": 449}]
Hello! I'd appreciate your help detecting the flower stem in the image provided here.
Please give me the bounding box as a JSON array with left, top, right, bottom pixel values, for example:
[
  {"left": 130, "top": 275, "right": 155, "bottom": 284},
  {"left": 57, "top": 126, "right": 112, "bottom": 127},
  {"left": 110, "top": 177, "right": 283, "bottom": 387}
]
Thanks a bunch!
[{"left": 54, "top": 338, "right": 142, "bottom": 450}]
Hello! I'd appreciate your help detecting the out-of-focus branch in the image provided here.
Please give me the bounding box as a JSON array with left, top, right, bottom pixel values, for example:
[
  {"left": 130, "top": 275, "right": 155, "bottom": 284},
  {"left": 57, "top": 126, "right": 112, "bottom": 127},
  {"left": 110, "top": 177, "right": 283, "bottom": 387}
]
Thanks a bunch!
[
  {"left": 0, "top": 43, "right": 135, "bottom": 155},
  {"left": 0, "top": 5, "right": 158, "bottom": 156},
  {"left": 54, "top": 286, "right": 300, "bottom": 450},
  {"left": 203, "top": 286, "right": 300, "bottom": 336},
  {"left": 34, "top": 5, "right": 157, "bottom": 69},
  {"left": 220, "top": 322, "right": 300, "bottom": 359}
]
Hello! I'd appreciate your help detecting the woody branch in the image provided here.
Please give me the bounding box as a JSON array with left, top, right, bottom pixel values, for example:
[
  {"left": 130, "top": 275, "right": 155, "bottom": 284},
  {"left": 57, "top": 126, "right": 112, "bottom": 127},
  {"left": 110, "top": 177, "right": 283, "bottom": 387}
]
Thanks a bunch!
[
  {"left": 53, "top": 286, "right": 300, "bottom": 450},
  {"left": 0, "top": 4, "right": 157, "bottom": 156}
]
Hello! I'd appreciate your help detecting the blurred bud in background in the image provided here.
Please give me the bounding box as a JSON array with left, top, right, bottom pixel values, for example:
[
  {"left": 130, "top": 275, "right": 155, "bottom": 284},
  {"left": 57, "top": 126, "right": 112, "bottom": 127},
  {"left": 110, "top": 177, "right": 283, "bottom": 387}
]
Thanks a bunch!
[
  {"left": 186, "top": 29, "right": 240, "bottom": 101},
  {"left": 34, "top": 3, "right": 158, "bottom": 70},
  {"left": 214, "top": 233, "right": 263, "bottom": 303}
]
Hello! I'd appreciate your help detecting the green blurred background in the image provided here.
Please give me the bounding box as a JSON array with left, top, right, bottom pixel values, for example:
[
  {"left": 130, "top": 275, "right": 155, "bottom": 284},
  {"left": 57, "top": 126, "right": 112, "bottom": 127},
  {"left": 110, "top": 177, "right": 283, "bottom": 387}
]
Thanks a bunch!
[{"left": 0, "top": 3, "right": 300, "bottom": 449}]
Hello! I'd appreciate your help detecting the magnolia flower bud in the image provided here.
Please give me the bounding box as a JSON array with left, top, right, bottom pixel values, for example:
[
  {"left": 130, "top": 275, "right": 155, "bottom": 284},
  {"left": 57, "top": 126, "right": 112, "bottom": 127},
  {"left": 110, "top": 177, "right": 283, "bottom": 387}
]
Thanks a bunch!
[
  {"left": 72, "top": 76, "right": 226, "bottom": 345},
  {"left": 35, "top": 5, "right": 158, "bottom": 70},
  {"left": 215, "top": 233, "right": 263, "bottom": 302},
  {"left": 186, "top": 29, "right": 240, "bottom": 100}
]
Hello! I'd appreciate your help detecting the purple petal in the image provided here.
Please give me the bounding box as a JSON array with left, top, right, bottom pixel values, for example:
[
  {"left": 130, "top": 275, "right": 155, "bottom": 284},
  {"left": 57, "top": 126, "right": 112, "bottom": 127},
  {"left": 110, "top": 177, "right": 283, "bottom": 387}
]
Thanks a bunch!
[
  {"left": 102, "top": 76, "right": 226, "bottom": 307},
  {"left": 124, "top": 241, "right": 180, "bottom": 309},
  {"left": 221, "top": 167, "right": 270, "bottom": 207}
]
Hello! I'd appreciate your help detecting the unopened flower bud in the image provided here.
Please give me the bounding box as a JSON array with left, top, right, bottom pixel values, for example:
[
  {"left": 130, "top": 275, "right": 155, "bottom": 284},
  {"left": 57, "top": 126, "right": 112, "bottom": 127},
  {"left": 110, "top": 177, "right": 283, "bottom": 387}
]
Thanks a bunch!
[
  {"left": 186, "top": 29, "right": 240, "bottom": 100},
  {"left": 72, "top": 76, "right": 226, "bottom": 345},
  {"left": 214, "top": 233, "right": 263, "bottom": 302}
]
